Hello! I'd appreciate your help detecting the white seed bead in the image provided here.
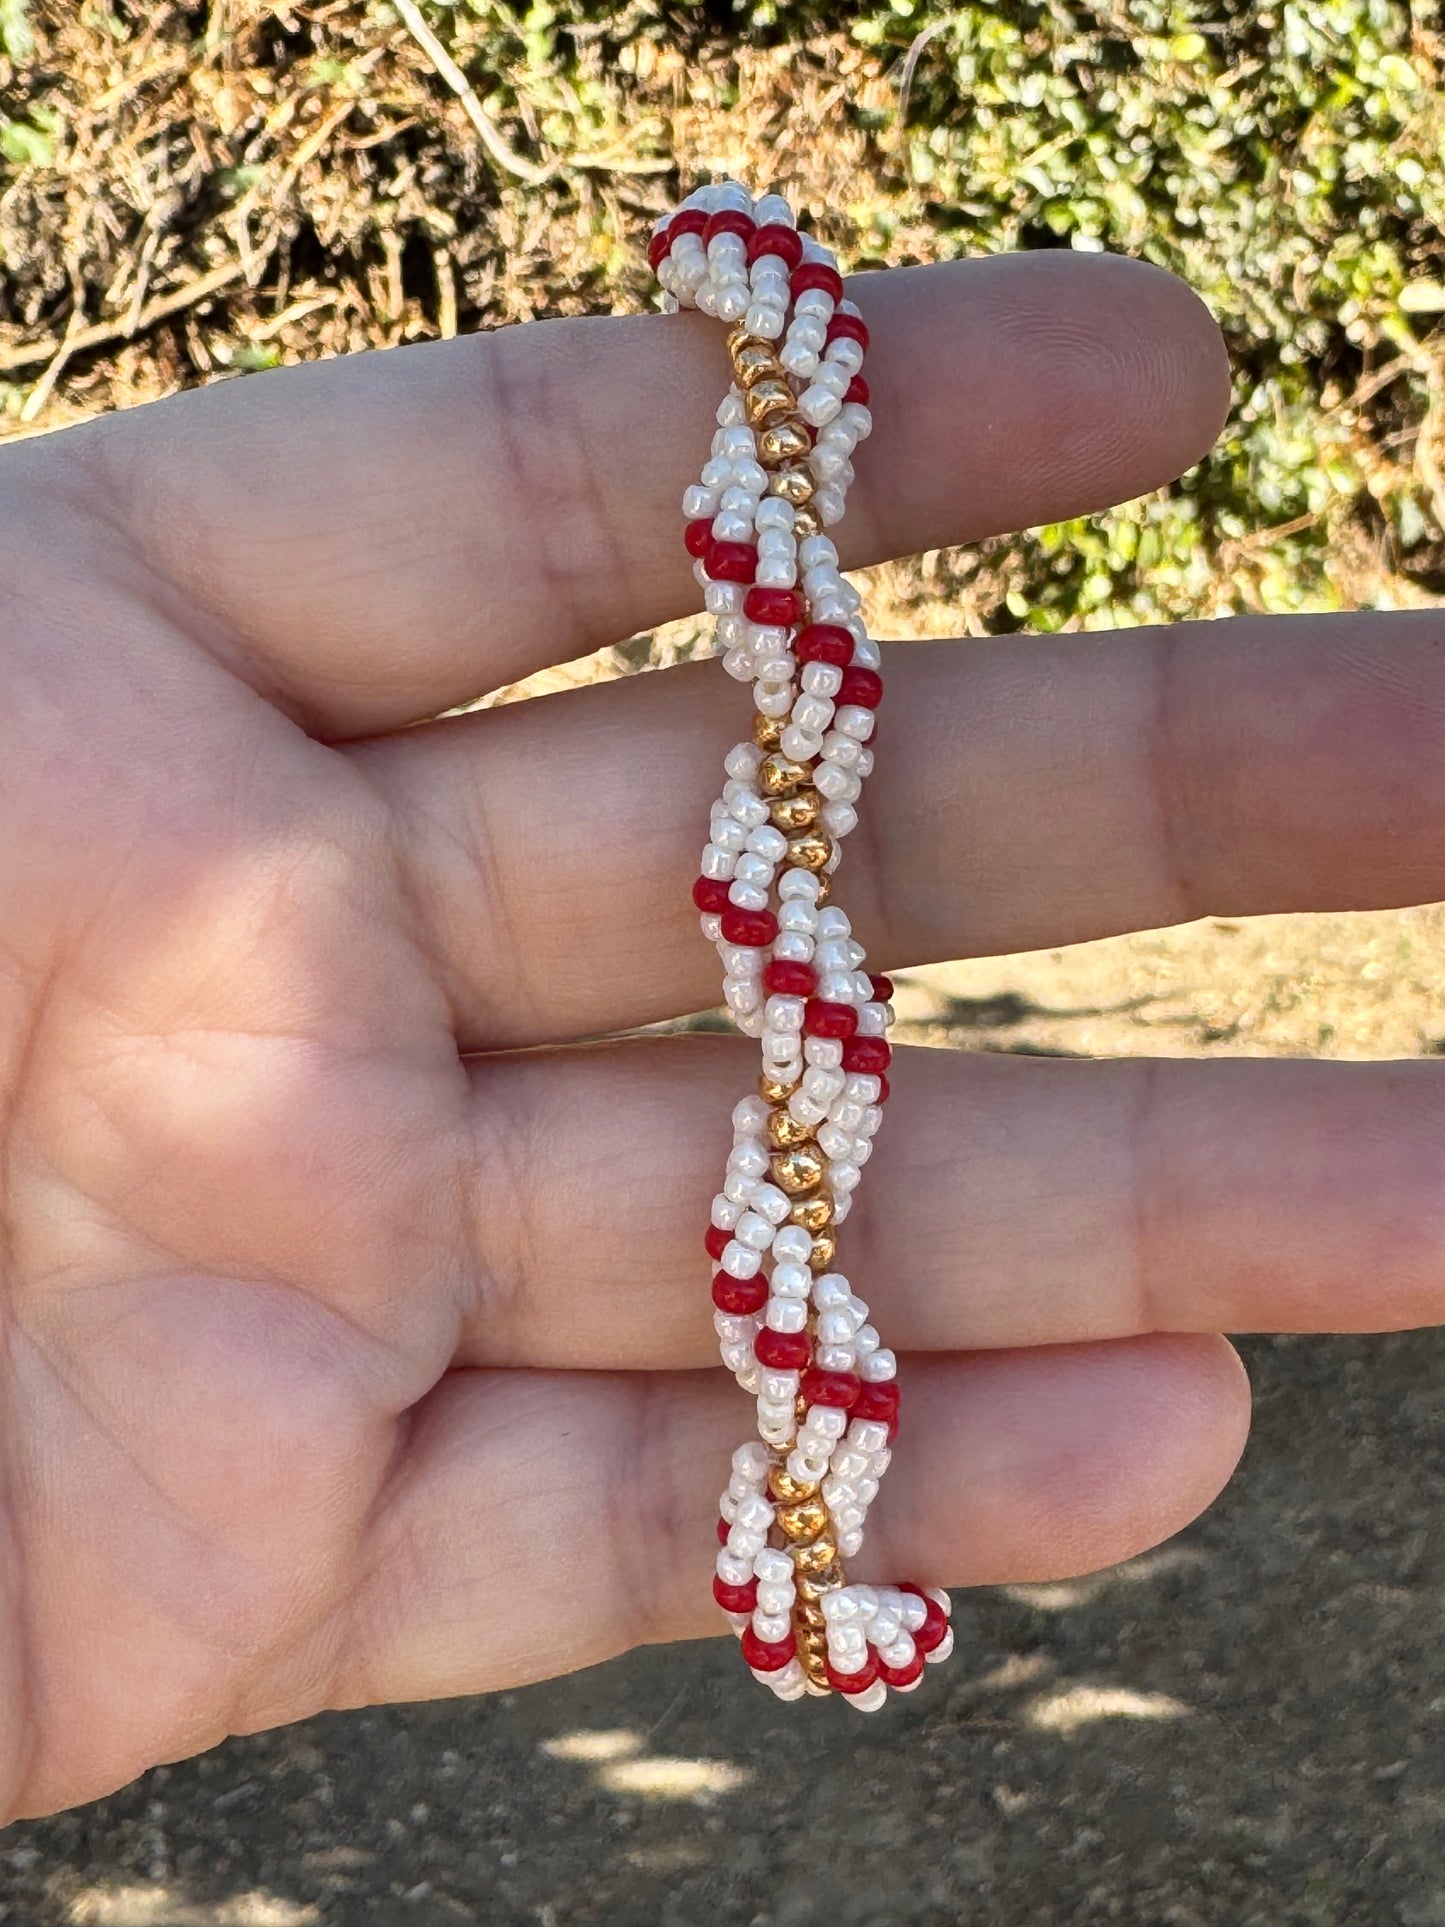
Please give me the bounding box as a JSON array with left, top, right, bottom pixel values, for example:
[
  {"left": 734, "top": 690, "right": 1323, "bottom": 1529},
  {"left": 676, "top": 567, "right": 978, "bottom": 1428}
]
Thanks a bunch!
[
  {"left": 773, "top": 931, "right": 814, "bottom": 964},
  {"left": 720, "top": 1239, "right": 762, "bottom": 1279},
  {"left": 727, "top": 883, "right": 768, "bottom": 912},
  {"left": 779, "top": 723, "right": 823, "bottom": 762},
  {"left": 734, "top": 1211, "right": 774, "bottom": 1251},
  {"left": 765, "top": 1298, "right": 808, "bottom": 1334},
  {"left": 770, "top": 1262, "right": 812, "bottom": 1299},
  {"left": 801, "top": 662, "right": 843, "bottom": 698},
  {"left": 749, "top": 1182, "right": 791, "bottom": 1225},
  {"left": 711, "top": 1194, "right": 742, "bottom": 1230},
  {"left": 792, "top": 693, "right": 834, "bottom": 733}
]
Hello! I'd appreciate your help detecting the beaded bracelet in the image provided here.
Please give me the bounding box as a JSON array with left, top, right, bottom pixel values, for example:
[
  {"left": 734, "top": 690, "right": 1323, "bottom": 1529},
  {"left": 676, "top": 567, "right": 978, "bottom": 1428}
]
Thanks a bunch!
[{"left": 651, "top": 181, "right": 954, "bottom": 1708}]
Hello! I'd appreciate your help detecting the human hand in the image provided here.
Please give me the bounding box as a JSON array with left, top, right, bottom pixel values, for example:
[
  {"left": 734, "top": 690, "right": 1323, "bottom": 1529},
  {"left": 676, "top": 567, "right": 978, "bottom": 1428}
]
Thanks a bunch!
[{"left": 3, "top": 248, "right": 1439, "bottom": 1820}]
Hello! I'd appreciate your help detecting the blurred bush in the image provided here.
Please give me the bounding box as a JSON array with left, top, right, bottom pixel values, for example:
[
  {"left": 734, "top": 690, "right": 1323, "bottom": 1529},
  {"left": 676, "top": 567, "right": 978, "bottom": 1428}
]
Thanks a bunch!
[{"left": 1, "top": 0, "right": 1442, "bottom": 636}]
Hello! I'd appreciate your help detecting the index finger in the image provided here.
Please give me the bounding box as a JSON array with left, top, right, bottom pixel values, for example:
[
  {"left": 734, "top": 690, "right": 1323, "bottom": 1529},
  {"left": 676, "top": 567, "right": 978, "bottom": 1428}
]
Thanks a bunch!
[{"left": 45, "top": 251, "right": 1229, "bottom": 735}]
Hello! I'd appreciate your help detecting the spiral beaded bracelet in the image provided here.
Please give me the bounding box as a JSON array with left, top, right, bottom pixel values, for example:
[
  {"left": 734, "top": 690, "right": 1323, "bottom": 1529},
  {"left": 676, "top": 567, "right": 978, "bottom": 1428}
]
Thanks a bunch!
[{"left": 651, "top": 181, "right": 954, "bottom": 1708}]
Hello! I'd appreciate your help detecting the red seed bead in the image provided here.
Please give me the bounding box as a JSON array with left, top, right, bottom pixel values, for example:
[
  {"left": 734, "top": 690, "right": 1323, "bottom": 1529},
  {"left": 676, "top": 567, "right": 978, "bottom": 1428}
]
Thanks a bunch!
[
  {"left": 868, "top": 973, "right": 894, "bottom": 1002},
  {"left": 684, "top": 518, "right": 714, "bottom": 559},
  {"left": 876, "top": 1649, "right": 926, "bottom": 1690},
  {"left": 825, "top": 1648, "right": 880, "bottom": 1695},
  {"left": 741, "top": 1625, "right": 797, "bottom": 1673},
  {"left": 875, "top": 1072, "right": 891, "bottom": 1104},
  {"left": 692, "top": 876, "right": 732, "bottom": 914},
  {"left": 754, "top": 1327, "right": 810, "bottom": 1371},
  {"left": 838, "top": 665, "right": 884, "bottom": 709},
  {"left": 670, "top": 208, "right": 707, "bottom": 239},
  {"left": 793, "top": 262, "right": 846, "bottom": 303},
  {"left": 800, "top": 1367, "right": 862, "bottom": 1411},
  {"left": 706, "top": 540, "right": 758, "bottom": 583},
  {"left": 647, "top": 228, "right": 672, "bottom": 271},
  {"left": 841, "top": 1036, "right": 891, "bottom": 1075},
  {"left": 712, "top": 1271, "right": 768, "bottom": 1315},
  {"left": 795, "top": 622, "right": 855, "bottom": 667},
  {"left": 750, "top": 222, "right": 805, "bottom": 269},
  {"left": 826, "top": 312, "right": 870, "bottom": 351},
  {"left": 763, "top": 959, "right": 818, "bottom": 996},
  {"left": 744, "top": 585, "right": 805, "bottom": 626},
  {"left": 845, "top": 375, "right": 870, "bottom": 406},
  {"left": 854, "top": 1379, "right": 900, "bottom": 1440},
  {"left": 720, "top": 905, "right": 778, "bottom": 947},
  {"left": 713, "top": 1573, "right": 759, "bottom": 1613},
  {"left": 704, "top": 208, "right": 755, "bottom": 245},
  {"left": 854, "top": 1379, "right": 899, "bottom": 1420},
  {"left": 717, "top": 1515, "right": 731, "bottom": 1545},
  {"left": 804, "top": 998, "right": 859, "bottom": 1040},
  {"left": 704, "top": 1224, "right": 730, "bottom": 1262},
  {"left": 900, "top": 1585, "right": 950, "bottom": 1655}
]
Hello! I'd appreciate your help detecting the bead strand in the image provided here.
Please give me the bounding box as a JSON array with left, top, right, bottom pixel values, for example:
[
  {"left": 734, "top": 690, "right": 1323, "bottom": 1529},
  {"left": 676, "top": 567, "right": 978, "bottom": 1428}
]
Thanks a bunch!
[{"left": 654, "top": 180, "right": 952, "bottom": 1705}]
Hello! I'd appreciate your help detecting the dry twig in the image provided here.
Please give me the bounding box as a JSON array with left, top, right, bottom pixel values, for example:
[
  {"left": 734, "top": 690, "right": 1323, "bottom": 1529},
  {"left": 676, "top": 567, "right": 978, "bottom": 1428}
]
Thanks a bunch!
[{"left": 389, "top": 0, "right": 554, "bottom": 186}]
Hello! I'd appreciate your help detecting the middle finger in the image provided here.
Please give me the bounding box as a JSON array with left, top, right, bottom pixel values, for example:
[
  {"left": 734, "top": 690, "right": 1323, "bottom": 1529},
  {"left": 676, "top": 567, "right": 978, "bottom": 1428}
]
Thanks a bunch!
[{"left": 365, "top": 608, "right": 1445, "bottom": 1048}]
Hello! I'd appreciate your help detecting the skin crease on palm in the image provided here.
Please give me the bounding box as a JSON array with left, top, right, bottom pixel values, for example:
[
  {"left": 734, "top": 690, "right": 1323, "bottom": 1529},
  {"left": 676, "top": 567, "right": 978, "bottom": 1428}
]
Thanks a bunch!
[{"left": 7, "top": 246, "right": 1445, "bottom": 1826}]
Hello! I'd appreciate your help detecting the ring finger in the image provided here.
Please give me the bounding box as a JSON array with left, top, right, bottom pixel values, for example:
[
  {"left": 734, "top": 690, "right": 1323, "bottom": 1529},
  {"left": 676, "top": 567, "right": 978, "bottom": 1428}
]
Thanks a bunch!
[{"left": 459, "top": 1036, "right": 1445, "bottom": 1370}]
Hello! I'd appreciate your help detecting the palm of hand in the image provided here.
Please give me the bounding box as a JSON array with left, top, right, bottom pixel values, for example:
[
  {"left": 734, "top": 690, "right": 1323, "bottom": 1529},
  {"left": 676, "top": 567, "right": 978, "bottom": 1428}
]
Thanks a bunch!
[
  {"left": 0, "top": 506, "right": 482, "bottom": 1815},
  {"left": 3, "top": 249, "right": 1439, "bottom": 1822}
]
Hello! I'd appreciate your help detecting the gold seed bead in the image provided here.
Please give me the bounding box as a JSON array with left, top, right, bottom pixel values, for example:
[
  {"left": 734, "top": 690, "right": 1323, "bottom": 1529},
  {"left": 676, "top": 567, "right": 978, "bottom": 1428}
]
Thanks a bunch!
[
  {"left": 766, "top": 1106, "right": 813, "bottom": 1150},
  {"left": 732, "top": 342, "right": 784, "bottom": 387},
  {"left": 795, "top": 1627, "right": 831, "bottom": 1688},
  {"left": 777, "top": 1496, "right": 830, "bottom": 1541},
  {"left": 770, "top": 1142, "right": 825, "bottom": 1195},
  {"left": 789, "top": 1193, "right": 834, "bottom": 1232},
  {"left": 796, "top": 1567, "right": 845, "bottom": 1603},
  {"left": 759, "top": 422, "right": 813, "bottom": 465},
  {"left": 769, "top": 788, "right": 822, "bottom": 832},
  {"left": 752, "top": 712, "right": 785, "bottom": 752},
  {"left": 758, "top": 753, "right": 812, "bottom": 796},
  {"left": 792, "top": 1537, "right": 842, "bottom": 1578},
  {"left": 744, "top": 378, "right": 797, "bottom": 426},
  {"left": 764, "top": 458, "right": 815, "bottom": 499},
  {"left": 768, "top": 1465, "right": 818, "bottom": 1504},
  {"left": 727, "top": 323, "right": 765, "bottom": 353},
  {"left": 809, "top": 1231, "right": 837, "bottom": 1270},
  {"left": 791, "top": 504, "right": 823, "bottom": 538},
  {"left": 759, "top": 1070, "right": 798, "bottom": 1106},
  {"left": 786, "top": 828, "right": 833, "bottom": 872}
]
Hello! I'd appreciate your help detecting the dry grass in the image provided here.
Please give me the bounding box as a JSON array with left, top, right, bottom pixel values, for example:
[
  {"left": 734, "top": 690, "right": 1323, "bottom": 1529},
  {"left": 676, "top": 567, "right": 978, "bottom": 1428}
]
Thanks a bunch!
[{"left": 0, "top": 7, "right": 931, "bottom": 432}]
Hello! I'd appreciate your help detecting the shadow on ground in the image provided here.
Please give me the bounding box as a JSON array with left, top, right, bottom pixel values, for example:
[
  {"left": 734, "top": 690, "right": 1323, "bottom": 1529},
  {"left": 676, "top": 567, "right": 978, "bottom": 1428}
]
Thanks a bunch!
[{"left": 5, "top": 1331, "right": 1445, "bottom": 1925}]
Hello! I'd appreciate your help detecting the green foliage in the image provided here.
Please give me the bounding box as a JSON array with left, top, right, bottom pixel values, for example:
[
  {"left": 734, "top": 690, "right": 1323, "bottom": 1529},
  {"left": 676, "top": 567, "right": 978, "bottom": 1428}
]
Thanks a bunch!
[
  {"left": 421, "top": 0, "right": 1444, "bottom": 628},
  {"left": 852, "top": 0, "right": 1444, "bottom": 623},
  {"left": 0, "top": 0, "right": 34, "bottom": 63},
  {"left": 0, "top": 99, "right": 57, "bottom": 167}
]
